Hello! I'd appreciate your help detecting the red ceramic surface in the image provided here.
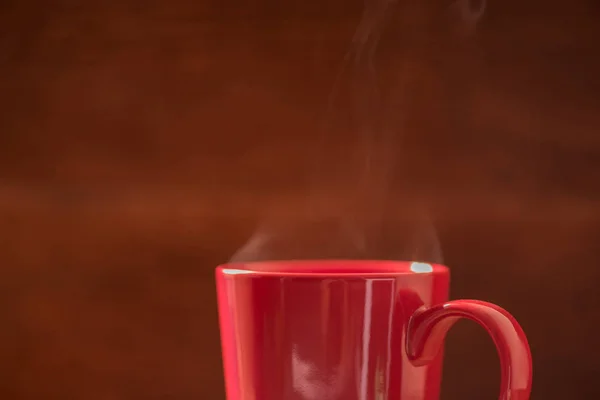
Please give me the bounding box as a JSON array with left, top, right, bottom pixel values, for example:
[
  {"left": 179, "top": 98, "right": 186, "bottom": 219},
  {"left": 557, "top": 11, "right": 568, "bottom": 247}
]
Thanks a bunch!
[{"left": 216, "top": 260, "right": 532, "bottom": 399}]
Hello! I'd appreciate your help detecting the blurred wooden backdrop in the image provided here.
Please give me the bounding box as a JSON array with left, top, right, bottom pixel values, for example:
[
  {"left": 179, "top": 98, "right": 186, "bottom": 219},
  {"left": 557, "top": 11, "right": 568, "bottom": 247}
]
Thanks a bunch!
[{"left": 1, "top": 0, "right": 599, "bottom": 398}]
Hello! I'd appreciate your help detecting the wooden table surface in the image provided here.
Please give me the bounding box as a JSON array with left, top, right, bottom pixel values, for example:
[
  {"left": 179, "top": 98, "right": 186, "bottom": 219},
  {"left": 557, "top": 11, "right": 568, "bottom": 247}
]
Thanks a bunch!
[{"left": 1, "top": 0, "right": 599, "bottom": 398}]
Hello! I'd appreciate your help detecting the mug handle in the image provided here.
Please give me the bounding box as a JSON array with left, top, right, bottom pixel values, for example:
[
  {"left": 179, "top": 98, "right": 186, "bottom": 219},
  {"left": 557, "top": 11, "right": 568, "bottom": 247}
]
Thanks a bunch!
[{"left": 406, "top": 300, "right": 532, "bottom": 400}]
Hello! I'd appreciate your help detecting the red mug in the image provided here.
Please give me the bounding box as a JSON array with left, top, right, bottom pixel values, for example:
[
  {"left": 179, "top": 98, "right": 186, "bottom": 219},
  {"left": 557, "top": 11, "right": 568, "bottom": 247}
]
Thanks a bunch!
[{"left": 216, "top": 260, "right": 532, "bottom": 399}]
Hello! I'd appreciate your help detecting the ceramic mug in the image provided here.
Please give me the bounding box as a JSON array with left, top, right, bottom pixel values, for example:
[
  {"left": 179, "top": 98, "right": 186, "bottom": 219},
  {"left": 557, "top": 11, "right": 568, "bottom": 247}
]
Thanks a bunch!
[{"left": 216, "top": 260, "right": 532, "bottom": 399}]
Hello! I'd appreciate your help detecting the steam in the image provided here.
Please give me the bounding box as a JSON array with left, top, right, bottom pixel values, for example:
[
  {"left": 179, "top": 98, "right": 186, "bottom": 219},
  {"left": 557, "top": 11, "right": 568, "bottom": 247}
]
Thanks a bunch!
[
  {"left": 229, "top": 1, "right": 485, "bottom": 264},
  {"left": 455, "top": 0, "right": 486, "bottom": 27}
]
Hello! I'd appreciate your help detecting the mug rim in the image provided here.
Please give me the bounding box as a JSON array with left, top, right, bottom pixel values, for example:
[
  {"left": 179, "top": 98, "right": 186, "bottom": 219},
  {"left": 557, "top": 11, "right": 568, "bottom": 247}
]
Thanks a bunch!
[{"left": 216, "top": 259, "right": 449, "bottom": 278}]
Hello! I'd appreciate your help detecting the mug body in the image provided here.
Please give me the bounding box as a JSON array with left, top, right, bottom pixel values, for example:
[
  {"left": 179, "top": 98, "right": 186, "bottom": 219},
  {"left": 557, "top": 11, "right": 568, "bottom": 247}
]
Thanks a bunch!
[{"left": 216, "top": 260, "right": 450, "bottom": 400}]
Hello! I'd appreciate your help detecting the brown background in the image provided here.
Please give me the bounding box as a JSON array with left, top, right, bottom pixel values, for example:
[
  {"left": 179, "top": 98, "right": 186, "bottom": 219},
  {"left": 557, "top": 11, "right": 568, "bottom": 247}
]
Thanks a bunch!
[{"left": 1, "top": 0, "right": 599, "bottom": 399}]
